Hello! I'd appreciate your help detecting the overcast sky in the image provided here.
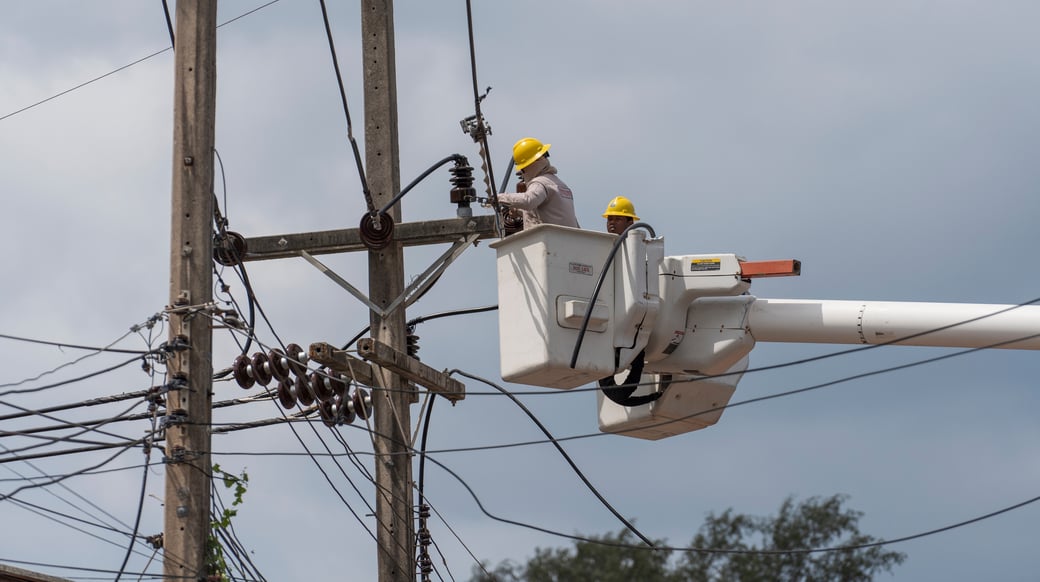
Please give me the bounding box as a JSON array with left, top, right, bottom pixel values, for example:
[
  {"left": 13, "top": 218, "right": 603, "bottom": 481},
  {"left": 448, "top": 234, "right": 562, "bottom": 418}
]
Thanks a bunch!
[{"left": 2, "top": 1, "right": 1039, "bottom": 580}]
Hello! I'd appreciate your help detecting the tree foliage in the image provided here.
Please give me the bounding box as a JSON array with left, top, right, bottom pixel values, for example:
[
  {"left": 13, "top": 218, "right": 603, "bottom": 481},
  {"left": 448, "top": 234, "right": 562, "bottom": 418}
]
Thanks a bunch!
[{"left": 470, "top": 495, "right": 906, "bottom": 582}]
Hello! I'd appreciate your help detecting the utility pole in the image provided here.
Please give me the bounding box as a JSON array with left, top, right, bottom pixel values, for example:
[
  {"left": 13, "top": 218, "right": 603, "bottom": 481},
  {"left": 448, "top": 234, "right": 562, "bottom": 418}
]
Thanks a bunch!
[
  {"left": 164, "top": 1, "right": 217, "bottom": 580},
  {"left": 230, "top": 1, "right": 492, "bottom": 577},
  {"left": 361, "top": 1, "right": 416, "bottom": 579}
]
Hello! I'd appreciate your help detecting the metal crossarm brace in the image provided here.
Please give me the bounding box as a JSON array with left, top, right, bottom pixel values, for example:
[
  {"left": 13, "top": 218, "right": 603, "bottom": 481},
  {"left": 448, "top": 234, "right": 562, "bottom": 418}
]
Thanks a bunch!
[
  {"left": 299, "top": 230, "right": 480, "bottom": 318},
  {"left": 356, "top": 338, "right": 465, "bottom": 402}
]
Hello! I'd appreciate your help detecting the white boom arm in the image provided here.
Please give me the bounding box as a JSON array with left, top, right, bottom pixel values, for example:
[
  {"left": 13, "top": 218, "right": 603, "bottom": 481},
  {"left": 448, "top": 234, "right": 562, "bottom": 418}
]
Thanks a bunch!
[{"left": 747, "top": 299, "right": 1040, "bottom": 350}]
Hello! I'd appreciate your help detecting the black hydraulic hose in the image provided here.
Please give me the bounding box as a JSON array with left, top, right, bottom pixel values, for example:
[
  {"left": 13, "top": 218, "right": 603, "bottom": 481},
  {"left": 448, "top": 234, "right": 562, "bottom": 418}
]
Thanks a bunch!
[
  {"left": 376, "top": 154, "right": 466, "bottom": 216},
  {"left": 568, "top": 222, "right": 657, "bottom": 370},
  {"left": 598, "top": 350, "right": 662, "bottom": 407}
]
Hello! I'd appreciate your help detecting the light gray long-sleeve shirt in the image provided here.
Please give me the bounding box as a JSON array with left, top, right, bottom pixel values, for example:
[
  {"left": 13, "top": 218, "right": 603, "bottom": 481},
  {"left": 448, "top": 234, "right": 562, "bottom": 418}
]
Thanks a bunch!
[{"left": 497, "top": 158, "right": 579, "bottom": 229}]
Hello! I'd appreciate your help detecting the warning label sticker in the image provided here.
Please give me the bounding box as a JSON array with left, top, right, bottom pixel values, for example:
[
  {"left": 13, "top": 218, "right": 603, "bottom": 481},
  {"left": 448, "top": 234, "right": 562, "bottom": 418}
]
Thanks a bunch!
[{"left": 690, "top": 258, "right": 721, "bottom": 272}]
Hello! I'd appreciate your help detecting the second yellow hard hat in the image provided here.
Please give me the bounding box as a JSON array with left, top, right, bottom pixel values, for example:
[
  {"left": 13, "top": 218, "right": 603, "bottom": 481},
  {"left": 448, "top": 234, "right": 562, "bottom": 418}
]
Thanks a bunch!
[{"left": 602, "top": 195, "right": 639, "bottom": 220}]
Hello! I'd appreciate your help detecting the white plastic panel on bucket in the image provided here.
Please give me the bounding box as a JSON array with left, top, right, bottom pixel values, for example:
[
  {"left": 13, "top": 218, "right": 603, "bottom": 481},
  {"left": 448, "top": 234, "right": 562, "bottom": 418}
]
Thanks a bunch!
[
  {"left": 597, "top": 357, "right": 748, "bottom": 440},
  {"left": 491, "top": 225, "right": 618, "bottom": 389}
]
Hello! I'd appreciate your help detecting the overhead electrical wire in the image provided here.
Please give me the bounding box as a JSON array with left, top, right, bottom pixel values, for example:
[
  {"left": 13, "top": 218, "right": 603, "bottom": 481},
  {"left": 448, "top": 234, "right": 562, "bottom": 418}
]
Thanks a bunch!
[
  {"left": 0, "top": 332, "right": 149, "bottom": 355},
  {"left": 0, "top": 447, "right": 135, "bottom": 535},
  {"left": 0, "top": 0, "right": 284, "bottom": 123},
  {"left": 0, "top": 439, "right": 146, "bottom": 466},
  {"left": 0, "top": 555, "right": 200, "bottom": 581},
  {"left": 0, "top": 387, "right": 158, "bottom": 423},
  {"left": 0, "top": 314, "right": 162, "bottom": 394},
  {"left": 0, "top": 461, "right": 148, "bottom": 483},
  {"left": 5, "top": 497, "right": 156, "bottom": 565},
  {"left": 205, "top": 429, "right": 1040, "bottom": 556},
  {"left": 316, "top": 0, "right": 371, "bottom": 210},
  {"left": 0, "top": 351, "right": 156, "bottom": 397},
  {"left": 4, "top": 494, "right": 160, "bottom": 568},
  {"left": 114, "top": 378, "right": 161, "bottom": 581},
  {"left": 417, "top": 436, "right": 1040, "bottom": 556},
  {"left": 0, "top": 398, "right": 150, "bottom": 457},
  {"left": 448, "top": 369, "right": 656, "bottom": 547},
  {"left": 3, "top": 390, "right": 273, "bottom": 443},
  {"left": 0, "top": 441, "right": 140, "bottom": 501},
  {"left": 160, "top": 0, "right": 176, "bottom": 48}
]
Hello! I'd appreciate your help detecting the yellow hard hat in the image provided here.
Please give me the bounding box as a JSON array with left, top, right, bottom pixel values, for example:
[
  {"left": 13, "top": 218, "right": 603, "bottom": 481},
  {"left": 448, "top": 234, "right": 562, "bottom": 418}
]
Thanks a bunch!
[
  {"left": 513, "top": 137, "right": 551, "bottom": 171},
  {"left": 602, "top": 195, "right": 639, "bottom": 220}
]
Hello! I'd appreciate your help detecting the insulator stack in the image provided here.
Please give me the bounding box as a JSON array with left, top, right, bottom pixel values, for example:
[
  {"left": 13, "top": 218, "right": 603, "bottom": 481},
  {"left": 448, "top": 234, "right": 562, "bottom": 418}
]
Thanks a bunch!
[
  {"left": 417, "top": 553, "right": 433, "bottom": 580},
  {"left": 406, "top": 328, "right": 420, "bottom": 360},
  {"left": 232, "top": 345, "right": 308, "bottom": 390},
  {"left": 417, "top": 503, "right": 434, "bottom": 580},
  {"left": 449, "top": 160, "right": 475, "bottom": 202},
  {"left": 226, "top": 344, "right": 373, "bottom": 426}
]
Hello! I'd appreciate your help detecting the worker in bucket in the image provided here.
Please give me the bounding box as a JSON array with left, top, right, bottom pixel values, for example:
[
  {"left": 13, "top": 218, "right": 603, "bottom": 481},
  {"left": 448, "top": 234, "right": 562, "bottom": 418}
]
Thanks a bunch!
[
  {"left": 496, "top": 137, "right": 579, "bottom": 230},
  {"left": 603, "top": 195, "right": 638, "bottom": 234}
]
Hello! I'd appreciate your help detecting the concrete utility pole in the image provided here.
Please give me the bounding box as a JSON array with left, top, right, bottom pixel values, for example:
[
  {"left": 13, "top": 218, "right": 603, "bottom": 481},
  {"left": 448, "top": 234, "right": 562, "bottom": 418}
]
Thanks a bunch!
[
  {"left": 361, "top": 1, "right": 416, "bottom": 579},
  {"left": 234, "top": 1, "right": 492, "bottom": 578},
  {"left": 164, "top": 1, "right": 217, "bottom": 579}
]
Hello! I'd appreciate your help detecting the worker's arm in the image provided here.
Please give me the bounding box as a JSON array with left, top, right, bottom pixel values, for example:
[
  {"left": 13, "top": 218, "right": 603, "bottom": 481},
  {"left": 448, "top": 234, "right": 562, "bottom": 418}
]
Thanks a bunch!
[{"left": 497, "top": 181, "right": 548, "bottom": 210}]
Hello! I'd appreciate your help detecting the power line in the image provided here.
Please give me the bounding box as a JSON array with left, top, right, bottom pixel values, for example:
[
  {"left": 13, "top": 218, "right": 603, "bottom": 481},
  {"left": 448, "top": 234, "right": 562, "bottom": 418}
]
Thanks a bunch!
[
  {"left": 114, "top": 404, "right": 159, "bottom": 581},
  {"left": 0, "top": 398, "right": 150, "bottom": 457},
  {"left": 0, "top": 1, "right": 285, "bottom": 123},
  {"left": 0, "top": 441, "right": 141, "bottom": 500},
  {"left": 421, "top": 439, "right": 1040, "bottom": 556},
  {"left": 0, "top": 351, "right": 160, "bottom": 397},
  {"left": 0, "top": 332, "right": 149, "bottom": 354},
  {"left": 159, "top": 0, "right": 175, "bottom": 48},
  {"left": 317, "top": 0, "right": 371, "bottom": 209},
  {"left": 0, "top": 314, "right": 162, "bottom": 394},
  {"left": 450, "top": 369, "right": 655, "bottom": 547}
]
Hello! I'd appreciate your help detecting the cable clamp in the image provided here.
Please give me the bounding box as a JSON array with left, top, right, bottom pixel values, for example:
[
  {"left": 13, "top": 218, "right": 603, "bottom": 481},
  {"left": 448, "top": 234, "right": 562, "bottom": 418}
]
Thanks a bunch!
[
  {"left": 162, "top": 335, "right": 192, "bottom": 353},
  {"left": 130, "top": 313, "right": 164, "bottom": 333},
  {"left": 162, "top": 446, "right": 202, "bottom": 464},
  {"left": 161, "top": 411, "right": 189, "bottom": 429}
]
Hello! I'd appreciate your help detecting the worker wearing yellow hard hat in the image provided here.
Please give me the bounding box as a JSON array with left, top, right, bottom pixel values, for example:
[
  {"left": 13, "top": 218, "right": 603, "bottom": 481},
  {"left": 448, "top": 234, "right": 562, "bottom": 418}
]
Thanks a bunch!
[
  {"left": 497, "top": 137, "right": 579, "bottom": 230},
  {"left": 603, "top": 195, "right": 639, "bottom": 234}
]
